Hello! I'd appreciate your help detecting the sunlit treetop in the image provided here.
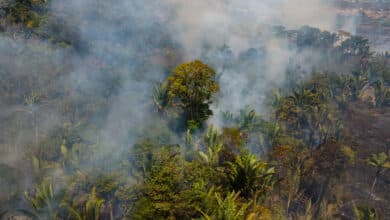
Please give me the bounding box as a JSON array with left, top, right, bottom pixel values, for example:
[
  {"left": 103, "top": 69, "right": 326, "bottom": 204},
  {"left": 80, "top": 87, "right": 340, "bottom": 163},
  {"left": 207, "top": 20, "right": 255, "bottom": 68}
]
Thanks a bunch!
[{"left": 167, "top": 60, "right": 219, "bottom": 128}]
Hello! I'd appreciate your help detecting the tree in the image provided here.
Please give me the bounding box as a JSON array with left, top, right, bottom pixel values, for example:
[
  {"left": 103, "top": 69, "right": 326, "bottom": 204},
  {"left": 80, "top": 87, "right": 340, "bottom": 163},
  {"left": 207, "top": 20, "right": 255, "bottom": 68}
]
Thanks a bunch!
[
  {"left": 24, "top": 179, "right": 60, "bottom": 219},
  {"left": 199, "top": 126, "right": 223, "bottom": 166},
  {"left": 66, "top": 187, "right": 105, "bottom": 220},
  {"left": 276, "top": 87, "right": 323, "bottom": 147},
  {"left": 366, "top": 152, "right": 390, "bottom": 198},
  {"left": 227, "top": 153, "right": 276, "bottom": 199},
  {"left": 166, "top": 60, "right": 219, "bottom": 129},
  {"left": 153, "top": 81, "right": 169, "bottom": 113},
  {"left": 340, "top": 36, "right": 370, "bottom": 58},
  {"left": 129, "top": 146, "right": 184, "bottom": 219},
  {"left": 353, "top": 204, "right": 377, "bottom": 220},
  {"left": 198, "top": 191, "right": 250, "bottom": 220}
]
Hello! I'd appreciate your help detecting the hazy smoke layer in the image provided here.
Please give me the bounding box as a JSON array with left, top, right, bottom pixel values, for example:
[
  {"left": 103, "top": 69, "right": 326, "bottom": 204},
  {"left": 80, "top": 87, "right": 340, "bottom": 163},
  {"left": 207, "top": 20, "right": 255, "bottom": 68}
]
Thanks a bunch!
[
  {"left": 49, "top": 0, "right": 356, "bottom": 124},
  {"left": 165, "top": 0, "right": 355, "bottom": 56},
  {"left": 0, "top": 0, "right": 358, "bottom": 168}
]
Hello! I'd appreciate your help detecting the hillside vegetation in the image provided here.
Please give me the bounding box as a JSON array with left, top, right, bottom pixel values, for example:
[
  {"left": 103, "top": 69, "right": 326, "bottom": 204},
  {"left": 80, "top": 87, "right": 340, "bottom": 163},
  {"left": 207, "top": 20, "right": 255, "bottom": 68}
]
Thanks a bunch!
[{"left": 0, "top": 1, "right": 390, "bottom": 220}]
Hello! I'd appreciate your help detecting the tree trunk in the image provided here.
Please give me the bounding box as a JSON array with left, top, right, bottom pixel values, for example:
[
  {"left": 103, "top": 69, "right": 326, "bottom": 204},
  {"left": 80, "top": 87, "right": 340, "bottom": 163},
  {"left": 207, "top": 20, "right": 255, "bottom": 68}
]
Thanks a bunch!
[
  {"left": 369, "top": 174, "right": 378, "bottom": 199},
  {"left": 369, "top": 168, "right": 381, "bottom": 199},
  {"left": 109, "top": 201, "right": 114, "bottom": 220}
]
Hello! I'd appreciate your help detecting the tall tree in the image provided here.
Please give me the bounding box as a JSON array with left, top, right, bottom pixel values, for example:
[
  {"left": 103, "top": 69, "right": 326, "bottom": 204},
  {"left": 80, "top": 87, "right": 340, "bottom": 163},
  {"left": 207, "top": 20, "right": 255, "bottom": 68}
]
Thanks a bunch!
[{"left": 166, "top": 60, "right": 219, "bottom": 129}]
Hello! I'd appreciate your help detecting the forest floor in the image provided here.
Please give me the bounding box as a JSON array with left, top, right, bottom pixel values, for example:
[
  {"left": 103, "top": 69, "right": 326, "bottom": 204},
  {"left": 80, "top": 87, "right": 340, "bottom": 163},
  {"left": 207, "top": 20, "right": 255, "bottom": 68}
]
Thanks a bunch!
[{"left": 341, "top": 101, "right": 390, "bottom": 218}]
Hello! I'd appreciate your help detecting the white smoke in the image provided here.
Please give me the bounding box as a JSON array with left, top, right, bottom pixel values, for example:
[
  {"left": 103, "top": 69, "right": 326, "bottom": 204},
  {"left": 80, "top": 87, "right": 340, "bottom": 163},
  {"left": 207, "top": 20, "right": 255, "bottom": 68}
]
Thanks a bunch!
[{"left": 0, "top": 0, "right": 359, "bottom": 168}]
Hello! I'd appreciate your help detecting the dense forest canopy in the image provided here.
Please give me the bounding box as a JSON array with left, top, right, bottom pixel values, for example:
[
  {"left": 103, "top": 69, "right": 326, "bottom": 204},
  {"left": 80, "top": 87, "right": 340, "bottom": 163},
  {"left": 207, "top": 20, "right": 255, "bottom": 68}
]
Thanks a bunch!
[{"left": 0, "top": 0, "right": 390, "bottom": 219}]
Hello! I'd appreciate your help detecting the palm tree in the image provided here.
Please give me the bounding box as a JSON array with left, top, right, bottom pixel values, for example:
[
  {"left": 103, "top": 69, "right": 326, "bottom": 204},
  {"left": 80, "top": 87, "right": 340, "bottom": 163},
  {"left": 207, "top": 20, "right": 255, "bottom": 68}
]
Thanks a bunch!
[
  {"left": 353, "top": 203, "right": 377, "bottom": 220},
  {"left": 351, "top": 70, "right": 368, "bottom": 100},
  {"left": 366, "top": 152, "right": 390, "bottom": 198},
  {"left": 199, "top": 126, "right": 223, "bottom": 166},
  {"left": 24, "top": 179, "right": 60, "bottom": 219},
  {"left": 276, "top": 86, "right": 337, "bottom": 148},
  {"left": 258, "top": 122, "right": 284, "bottom": 151},
  {"left": 373, "top": 80, "right": 389, "bottom": 107},
  {"left": 199, "top": 144, "right": 222, "bottom": 166},
  {"left": 199, "top": 191, "right": 251, "bottom": 220},
  {"left": 270, "top": 88, "right": 283, "bottom": 110},
  {"left": 237, "top": 109, "right": 258, "bottom": 131},
  {"left": 66, "top": 187, "right": 105, "bottom": 220},
  {"left": 152, "top": 81, "right": 169, "bottom": 113},
  {"left": 227, "top": 154, "right": 276, "bottom": 199},
  {"left": 204, "top": 125, "right": 222, "bottom": 149},
  {"left": 11, "top": 90, "right": 45, "bottom": 146},
  {"left": 276, "top": 87, "right": 317, "bottom": 129}
]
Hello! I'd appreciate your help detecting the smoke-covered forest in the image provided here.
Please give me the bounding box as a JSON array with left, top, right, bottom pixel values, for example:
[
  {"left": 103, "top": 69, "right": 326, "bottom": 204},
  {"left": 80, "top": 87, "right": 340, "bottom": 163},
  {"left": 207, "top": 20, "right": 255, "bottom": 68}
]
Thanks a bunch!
[{"left": 0, "top": 0, "right": 390, "bottom": 219}]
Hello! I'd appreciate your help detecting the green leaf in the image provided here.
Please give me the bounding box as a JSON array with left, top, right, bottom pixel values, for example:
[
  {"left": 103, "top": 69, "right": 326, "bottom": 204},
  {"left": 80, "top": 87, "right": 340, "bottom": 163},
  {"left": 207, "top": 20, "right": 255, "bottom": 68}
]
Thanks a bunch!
[{"left": 61, "top": 144, "right": 68, "bottom": 157}]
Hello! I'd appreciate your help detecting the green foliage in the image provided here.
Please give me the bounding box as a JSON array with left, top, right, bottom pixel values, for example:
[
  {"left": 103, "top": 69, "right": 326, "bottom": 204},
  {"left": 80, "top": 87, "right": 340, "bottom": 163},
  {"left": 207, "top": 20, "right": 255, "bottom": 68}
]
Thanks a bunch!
[
  {"left": 369, "top": 54, "right": 390, "bottom": 82},
  {"left": 1, "top": 21, "right": 390, "bottom": 219},
  {"left": 24, "top": 90, "right": 41, "bottom": 106},
  {"left": 353, "top": 204, "right": 377, "bottom": 220},
  {"left": 24, "top": 179, "right": 60, "bottom": 219},
  {"left": 129, "top": 145, "right": 213, "bottom": 219},
  {"left": 237, "top": 109, "right": 258, "bottom": 131},
  {"left": 296, "top": 26, "right": 337, "bottom": 50},
  {"left": 227, "top": 153, "right": 276, "bottom": 199},
  {"left": 199, "top": 191, "right": 251, "bottom": 220},
  {"left": 200, "top": 126, "right": 223, "bottom": 166},
  {"left": 153, "top": 81, "right": 169, "bottom": 113},
  {"left": 341, "top": 36, "right": 370, "bottom": 58},
  {"left": 3, "top": 0, "right": 42, "bottom": 25},
  {"left": 0, "top": 0, "right": 81, "bottom": 46},
  {"left": 166, "top": 60, "right": 219, "bottom": 128},
  {"left": 222, "top": 108, "right": 263, "bottom": 132},
  {"left": 367, "top": 152, "right": 390, "bottom": 171},
  {"left": 257, "top": 122, "right": 284, "bottom": 151},
  {"left": 373, "top": 80, "right": 390, "bottom": 107},
  {"left": 129, "top": 141, "right": 159, "bottom": 178},
  {"left": 366, "top": 152, "right": 389, "bottom": 198},
  {"left": 65, "top": 187, "right": 104, "bottom": 220},
  {"left": 275, "top": 85, "right": 338, "bottom": 147},
  {"left": 65, "top": 170, "right": 122, "bottom": 203},
  {"left": 341, "top": 145, "right": 356, "bottom": 165}
]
